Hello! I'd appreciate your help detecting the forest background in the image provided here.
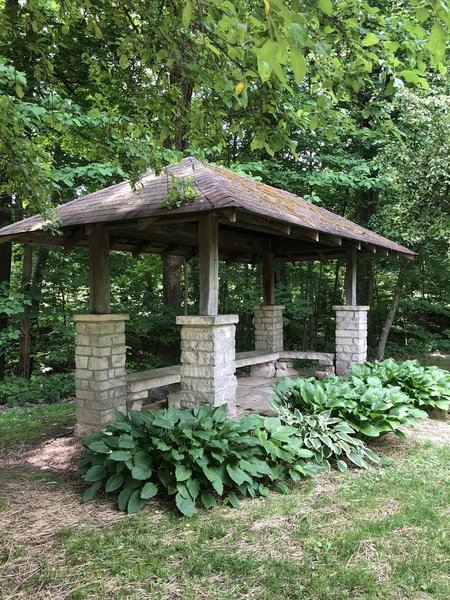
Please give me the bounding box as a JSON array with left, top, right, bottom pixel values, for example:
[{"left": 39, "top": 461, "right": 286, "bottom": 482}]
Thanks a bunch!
[{"left": 0, "top": 0, "right": 448, "bottom": 400}]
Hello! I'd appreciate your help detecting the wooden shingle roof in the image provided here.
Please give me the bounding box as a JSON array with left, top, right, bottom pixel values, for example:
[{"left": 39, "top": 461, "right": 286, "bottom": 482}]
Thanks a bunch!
[{"left": 0, "top": 157, "right": 414, "bottom": 261}]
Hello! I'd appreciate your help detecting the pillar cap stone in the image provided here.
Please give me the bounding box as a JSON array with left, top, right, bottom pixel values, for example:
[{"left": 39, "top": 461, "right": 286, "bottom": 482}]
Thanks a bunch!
[
  {"left": 176, "top": 315, "right": 239, "bottom": 326},
  {"left": 332, "top": 306, "right": 370, "bottom": 312},
  {"left": 73, "top": 313, "right": 130, "bottom": 322},
  {"left": 253, "top": 305, "right": 285, "bottom": 310}
]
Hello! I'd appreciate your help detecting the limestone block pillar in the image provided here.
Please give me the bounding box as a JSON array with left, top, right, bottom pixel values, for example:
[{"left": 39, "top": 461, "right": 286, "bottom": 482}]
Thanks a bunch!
[
  {"left": 333, "top": 306, "right": 369, "bottom": 376},
  {"left": 74, "top": 314, "right": 129, "bottom": 436},
  {"left": 176, "top": 315, "right": 238, "bottom": 417},
  {"left": 252, "top": 305, "right": 284, "bottom": 377}
]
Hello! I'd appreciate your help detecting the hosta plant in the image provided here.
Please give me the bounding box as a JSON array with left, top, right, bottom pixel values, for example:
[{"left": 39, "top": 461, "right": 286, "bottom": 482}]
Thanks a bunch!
[
  {"left": 270, "top": 398, "right": 380, "bottom": 472},
  {"left": 272, "top": 376, "right": 428, "bottom": 439},
  {"left": 78, "top": 404, "right": 320, "bottom": 517},
  {"left": 350, "top": 359, "right": 450, "bottom": 411}
]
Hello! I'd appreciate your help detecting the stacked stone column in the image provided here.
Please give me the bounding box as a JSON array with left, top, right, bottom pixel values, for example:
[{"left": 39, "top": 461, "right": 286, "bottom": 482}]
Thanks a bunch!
[
  {"left": 176, "top": 315, "right": 238, "bottom": 418},
  {"left": 252, "top": 305, "right": 285, "bottom": 377},
  {"left": 333, "top": 306, "right": 369, "bottom": 376},
  {"left": 74, "top": 314, "right": 129, "bottom": 436}
]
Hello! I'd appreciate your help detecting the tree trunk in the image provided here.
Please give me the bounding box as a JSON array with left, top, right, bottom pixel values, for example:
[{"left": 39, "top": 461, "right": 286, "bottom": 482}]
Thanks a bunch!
[
  {"left": 0, "top": 193, "right": 13, "bottom": 380},
  {"left": 18, "top": 245, "right": 33, "bottom": 378},
  {"left": 377, "top": 260, "right": 408, "bottom": 360},
  {"left": 18, "top": 246, "right": 49, "bottom": 378},
  {"left": 163, "top": 255, "right": 183, "bottom": 309}
]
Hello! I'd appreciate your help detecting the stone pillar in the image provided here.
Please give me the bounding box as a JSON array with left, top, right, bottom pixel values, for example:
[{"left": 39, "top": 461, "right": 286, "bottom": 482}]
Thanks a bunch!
[
  {"left": 176, "top": 315, "right": 238, "bottom": 417},
  {"left": 333, "top": 306, "right": 369, "bottom": 376},
  {"left": 74, "top": 314, "right": 129, "bottom": 436},
  {"left": 252, "top": 305, "right": 284, "bottom": 377}
]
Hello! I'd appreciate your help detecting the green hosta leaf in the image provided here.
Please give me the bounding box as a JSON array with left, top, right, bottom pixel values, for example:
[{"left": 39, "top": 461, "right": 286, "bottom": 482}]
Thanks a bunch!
[
  {"left": 132, "top": 464, "right": 152, "bottom": 480},
  {"left": 434, "top": 400, "right": 450, "bottom": 410},
  {"left": 225, "top": 491, "right": 240, "bottom": 509},
  {"left": 210, "top": 474, "right": 224, "bottom": 496},
  {"left": 359, "top": 423, "right": 380, "bottom": 437},
  {"left": 186, "top": 477, "right": 200, "bottom": 500},
  {"left": 141, "top": 482, "right": 158, "bottom": 499},
  {"left": 110, "top": 450, "right": 132, "bottom": 461},
  {"left": 86, "top": 440, "right": 111, "bottom": 454},
  {"left": 83, "top": 481, "right": 102, "bottom": 502},
  {"left": 105, "top": 473, "right": 126, "bottom": 492},
  {"left": 127, "top": 489, "right": 146, "bottom": 514},
  {"left": 226, "top": 464, "right": 250, "bottom": 486},
  {"left": 297, "top": 448, "right": 314, "bottom": 458},
  {"left": 363, "top": 448, "right": 380, "bottom": 464},
  {"left": 277, "top": 481, "right": 289, "bottom": 494},
  {"left": 117, "top": 487, "right": 133, "bottom": 511},
  {"left": 84, "top": 465, "right": 106, "bottom": 482},
  {"left": 175, "top": 465, "right": 192, "bottom": 482},
  {"left": 201, "top": 492, "right": 217, "bottom": 509},
  {"left": 258, "top": 484, "right": 270, "bottom": 497},
  {"left": 117, "top": 434, "right": 135, "bottom": 449},
  {"left": 175, "top": 492, "right": 196, "bottom": 517},
  {"left": 337, "top": 460, "right": 348, "bottom": 473},
  {"left": 361, "top": 33, "right": 379, "bottom": 47},
  {"left": 347, "top": 451, "right": 369, "bottom": 469}
]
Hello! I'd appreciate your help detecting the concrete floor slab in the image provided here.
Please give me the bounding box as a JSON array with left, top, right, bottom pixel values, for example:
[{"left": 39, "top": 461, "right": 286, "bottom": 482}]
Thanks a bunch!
[{"left": 236, "top": 376, "right": 281, "bottom": 416}]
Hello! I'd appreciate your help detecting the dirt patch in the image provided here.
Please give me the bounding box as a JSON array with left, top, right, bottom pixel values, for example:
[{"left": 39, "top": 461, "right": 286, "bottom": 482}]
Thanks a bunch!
[
  {"left": 399, "top": 410, "right": 449, "bottom": 446},
  {"left": 0, "top": 429, "right": 82, "bottom": 471}
]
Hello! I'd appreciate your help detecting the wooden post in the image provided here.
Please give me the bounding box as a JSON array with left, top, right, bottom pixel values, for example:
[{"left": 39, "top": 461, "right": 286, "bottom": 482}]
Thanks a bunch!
[
  {"left": 262, "top": 252, "right": 275, "bottom": 305},
  {"left": 345, "top": 246, "right": 357, "bottom": 306},
  {"left": 198, "top": 214, "right": 219, "bottom": 315},
  {"left": 87, "top": 225, "right": 111, "bottom": 314}
]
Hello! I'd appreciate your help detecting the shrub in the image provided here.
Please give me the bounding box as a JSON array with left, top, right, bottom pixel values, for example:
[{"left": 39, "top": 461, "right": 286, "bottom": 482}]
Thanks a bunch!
[
  {"left": 272, "top": 376, "right": 428, "bottom": 439},
  {"left": 0, "top": 372, "right": 75, "bottom": 407},
  {"left": 270, "top": 399, "right": 380, "bottom": 472},
  {"left": 78, "top": 404, "right": 320, "bottom": 517},
  {"left": 350, "top": 359, "right": 450, "bottom": 411}
]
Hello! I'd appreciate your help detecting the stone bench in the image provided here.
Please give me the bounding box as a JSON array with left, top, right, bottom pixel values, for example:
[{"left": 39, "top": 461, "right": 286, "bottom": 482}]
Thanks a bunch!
[
  {"left": 126, "top": 365, "right": 181, "bottom": 411},
  {"left": 235, "top": 349, "right": 335, "bottom": 378},
  {"left": 235, "top": 350, "right": 280, "bottom": 369},
  {"left": 278, "top": 351, "right": 335, "bottom": 378}
]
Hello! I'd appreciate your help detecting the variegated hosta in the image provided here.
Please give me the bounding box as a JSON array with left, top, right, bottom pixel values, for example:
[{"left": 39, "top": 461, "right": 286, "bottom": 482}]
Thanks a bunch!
[{"left": 269, "top": 400, "right": 380, "bottom": 473}]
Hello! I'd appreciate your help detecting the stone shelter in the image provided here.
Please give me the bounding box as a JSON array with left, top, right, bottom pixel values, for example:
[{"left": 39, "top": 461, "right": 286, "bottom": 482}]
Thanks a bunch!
[{"left": 0, "top": 157, "right": 415, "bottom": 435}]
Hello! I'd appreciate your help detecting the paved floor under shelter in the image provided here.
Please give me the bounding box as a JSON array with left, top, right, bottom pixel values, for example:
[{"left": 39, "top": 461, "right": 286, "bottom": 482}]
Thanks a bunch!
[{"left": 235, "top": 376, "right": 282, "bottom": 417}]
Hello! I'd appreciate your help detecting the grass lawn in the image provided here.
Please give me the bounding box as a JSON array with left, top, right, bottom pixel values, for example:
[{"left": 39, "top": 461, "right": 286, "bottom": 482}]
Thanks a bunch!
[
  {"left": 0, "top": 402, "right": 75, "bottom": 446},
  {"left": 1, "top": 403, "right": 449, "bottom": 599}
]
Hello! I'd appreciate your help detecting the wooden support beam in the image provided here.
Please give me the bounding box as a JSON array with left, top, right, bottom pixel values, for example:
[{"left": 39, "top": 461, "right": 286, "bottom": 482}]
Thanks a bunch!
[
  {"left": 320, "top": 233, "right": 342, "bottom": 246},
  {"left": 345, "top": 246, "right": 357, "bottom": 306},
  {"left": 87, "top": 225, "right": 111, "bottom": 314},
  {"left": 299, "top": 229, "right": 320, "bottom": 242},
  {"left": 64, "top": 227, "right": 85, "bottom": 252},
  {"left": 198, "top": 214, "right": 219, "bottom": 315},
  {"left": 262, "top": 252, "right": 275, "bottom": 305}
]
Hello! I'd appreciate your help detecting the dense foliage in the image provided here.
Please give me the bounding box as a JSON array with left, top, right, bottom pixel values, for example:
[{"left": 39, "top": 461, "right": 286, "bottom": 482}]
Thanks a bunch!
[
  {"left": 350, "top": 359, "right": 450, "bottom": 411},
  {"left": 78, "top": 404, "right": 322, "bottom": 517},
  {"left": 0, "top": 0, "right": 449, "bottom": 378},
  {"left": 272, "top": 374, "right": 429, "bottom": 439},
  {"left": 268, "top": 404, "right": 380, "bottom": 472},
  {"left": 0, "top": 372, "right": 75, "bottom": 407}
]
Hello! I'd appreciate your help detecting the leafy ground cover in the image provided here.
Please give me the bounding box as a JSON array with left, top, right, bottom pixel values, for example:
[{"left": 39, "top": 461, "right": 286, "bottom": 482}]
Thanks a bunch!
[
  {"left": 0, "top": 405, "right": 449, "bottom": 599},
  {"left": 1, "top": 356, "right": 448, "bottom": 598},
  {"left": 0, "top": 402, "right": 75, "bottom": 446}
]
